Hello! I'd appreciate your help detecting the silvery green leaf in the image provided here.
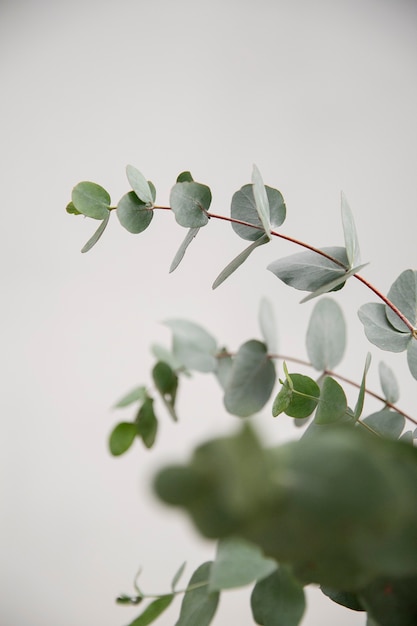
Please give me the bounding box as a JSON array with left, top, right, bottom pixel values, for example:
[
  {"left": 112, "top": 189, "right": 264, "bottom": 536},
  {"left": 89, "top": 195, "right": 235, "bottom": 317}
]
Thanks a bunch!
[
  {"left": 151, "top": 344, "right": 184, "bottom": 372},
  {"left": 378, "top": 361, "right": 400, "bottom": 404},
  {"left": 81, "top": 211, "right": 110, "bottom": 253},
  {"left": 358, "top": 303, "right": 411, "bottom": 352},
  {"left": 267, "top": 247, "right": 348, "bottom": 293},
  {"left": 117, "top": 191, "right": 153, "bottom": 234},
  {"left": 306, "top": 298, "right": 346, "bottom": 370},
  {"left": 259, "top": 297, "right": 278, "bottom": 354},
  {"left": 354, "top": 352, "right": 372, "bottom": 420},
  {"left": 212, "top": 234, "right": 269, "bottom": 289},
  {"left": 231, "top": 184, "right": 286, "bottom": 241},
  {"left": 71, "top": 181, "right": 111, "bottom": 220},
  {"left": 362, "top": 409, "right": 405, "bottom": 440},
  {"left": 126, "top": 164, "right": 154, "bottom": 205},
  {"left": 300, "top": 263, "right": 369, "bottom": 303},
  {"left": 386, "top": 269, "right": 417, "bottom": 332},
  {"left": 114, "top": 385, "right": 148, "bottom": 408},
  {"left": 175, "top": 562, "right": 219, "bottom": 626},
  {"left": 170, "top": 181, "right": 211, "bottom": 228},
  {"left": 164, "top": 319, "right": 217, "bottom": 373},
  {"left": 252, "top": 164, "right": 271, "bottom": 239},
  {"left": 341, "top": 192, "right": 361, "bottom": 267},
  {"left": 169, "top": 228, "right": 200, "bottom": 273},
  {"left": 407, "top": 338, "right": 417, "bottom": 381}
]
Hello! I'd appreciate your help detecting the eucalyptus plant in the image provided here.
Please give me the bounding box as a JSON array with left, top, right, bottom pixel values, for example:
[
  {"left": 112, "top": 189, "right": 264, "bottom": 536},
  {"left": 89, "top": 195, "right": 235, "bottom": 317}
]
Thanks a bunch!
[{"left": 67, "top": 165, "right": 417, "bottom": 626}]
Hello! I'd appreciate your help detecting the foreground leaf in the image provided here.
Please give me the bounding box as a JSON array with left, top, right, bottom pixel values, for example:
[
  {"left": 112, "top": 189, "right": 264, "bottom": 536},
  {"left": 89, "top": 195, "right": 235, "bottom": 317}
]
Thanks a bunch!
[
  {"left": 358, "top": 575, "right": 417, "bottom": 626},
  {"left": 175, "top": 562, "right": 219, "bottom": 626},
  {"left": 224, "top": 340, "right": 276, "bottom": 417},
  {"left": 251, "top": 566, "right": 306, "bottom": 626},
  {"left": 209, "top": 537, "right": 277, "bottom": 592}
]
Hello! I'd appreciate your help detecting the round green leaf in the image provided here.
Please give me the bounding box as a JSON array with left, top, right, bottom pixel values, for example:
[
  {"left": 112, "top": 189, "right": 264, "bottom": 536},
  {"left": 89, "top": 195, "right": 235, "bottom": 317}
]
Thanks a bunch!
[
  {"left": 109, "top": 421, "right": 137, "bottom": 456},
  {"left": 314, "top": 376, "right": 347, "bottom": 425},
  {"left": 164, "top": 319, "right": 217, "bottom": 372},
  {"left": 386, "top": 269, "right": 417, "bottom": 332},
  {"left": 407, "top": 338, "right": 417, "bottom": 381},
  {"left": 71, "top": 181, "right": 111, "bottom": 220},
  {"left": 117, "top": 191, "right": 154, "bottom": 234},
  {"left": 358, "top": 303, "right": 411, "bottom": 353},
  {"left": 282, "top": 373, "right": 320, "bottom": 418},
  {"left": 251, "top": 567, "right": 306, "bottom": 626},
  {"left": 362, "top": 409, "right": 405, "bottom": 440},
  {"left": 152, "top": 361, "right": 178, "bottom": 395},
  {"left": 378, "top": 361, "right": 400, "bottom": 404},
  {"left": 231, "top": 184, "right": 286, "bottom": 241},
  {"left": 170, "top": 181, "right": 211, "bottom": 228}
]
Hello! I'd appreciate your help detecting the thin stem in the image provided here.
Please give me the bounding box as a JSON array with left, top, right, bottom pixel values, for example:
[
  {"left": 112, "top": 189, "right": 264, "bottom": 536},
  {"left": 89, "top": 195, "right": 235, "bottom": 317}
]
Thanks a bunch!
[{"left": 153, "top": 205, "right": 416, "bottom": 334}]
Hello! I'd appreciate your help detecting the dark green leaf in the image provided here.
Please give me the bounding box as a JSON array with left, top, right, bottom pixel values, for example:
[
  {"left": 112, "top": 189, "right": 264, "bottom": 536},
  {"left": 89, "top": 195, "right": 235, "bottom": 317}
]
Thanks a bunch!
[
  {"left": 175, "top": 562, "right": 219, "bottom": 626},
  {"left": 66, "top": 201, "right": 81, "bottom": 215},
  {"left": 117, "top": 191, "right": 154, "bottom": 234},
  {"left": 170, "top": 182, "right": 211, "bottom": 228},
  {"left": 231, "top": 184, "right": 286, "bottom": 241},
  {"left": 224, "top": 340, "right": 276, "bottom": 417},
  {"left": 71, "top": 181, "right": 111, "bottom": 220},
  {"left": 212, "top": 234, "right": 270, "bottom": 289},
  {"left": 169, "top": 227, "right": 200, "bottom": 273},
  {"left": 358, "top": 303, "right": 411, "bottom": 352},
  {"left": 341, "top": 192, "right": 361, "bottom": 268},
  {"left": 176, "top": 171, "right": 194, "bottom": 183},
  {"left": 109, "top": 422, "right": 137, "bottom": 456},
  {"left": 362, "top": 409, "right": 405, "bottom": 440},
  {"left": 136, "top": 398, "right": 158, "bottom": 449},
  {"left": 251, "top": 566, "right": 306, "bottom": 626},
  {"left": 386, "top": 269, "right": 417, "bottom": 332},
  {"left": 358, "top": 575, "right": 417, "bottom": 626},
  {"left": 267, "top": 247, "right": 348, "bottom": 293},
  {"left": 274, "top": 373, "right": 320, "bottom": 419},
  {"left": 152, "top": 361, "right": 178, "bottom": 421},
  {"left": 320, "top": 586, "right": 364, "bottom": 611},
  {"left": 209, "top": 537, "right": 277, "bottom": 592},
  {"left": 114, "top": 386, "right": 148, "bottom": 408},
  {"left": 378, "top": 362, "right": 400, "bottom": 404},
  {"left": 306, "top": 298, "right": 346, "bottom": 370},
  {"left": 81, "top": 211, "right": 110, "bottom": 253},
  {"left": 314, "top": 376, "right": 347, "bottom": 425},
  {"left": 126, "top": 165, "right": 154, "bottom": 206},
  {"left": 127, "top": 594, "right": 174, "bottom": 626},
  {"left": 164, "top": 319, "right": 217, "bottom": 373}
]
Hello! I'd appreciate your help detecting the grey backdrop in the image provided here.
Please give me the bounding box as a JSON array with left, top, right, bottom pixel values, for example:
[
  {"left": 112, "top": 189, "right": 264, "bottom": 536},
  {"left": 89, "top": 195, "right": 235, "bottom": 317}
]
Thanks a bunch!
[{"left": 1, "top": 1, "right": 416, "bottom": 624}]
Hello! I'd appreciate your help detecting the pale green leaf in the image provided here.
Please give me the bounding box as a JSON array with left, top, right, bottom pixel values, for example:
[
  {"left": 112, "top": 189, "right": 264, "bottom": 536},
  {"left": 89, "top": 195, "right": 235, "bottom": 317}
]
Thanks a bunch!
[
  {"left": 117, "top": 191, "right": 153, "bottom": 234},
  {"left": 126, "top": 164, "right": 154, "bottom": 205},
  {"left": 306, "top": 298, "right": 346, "bottom": 370},
  {"left": 71, "top": 181, "right": 110, "bottom": 220},
  {"left": 407, "top": 338, "right": 417, "bottom": 380},
  {"left": 151, "top": 344, "right": 184, "bottom": 372},
  {"left": 212, "top": 234, "right": 269, "bottom": 289},
  {"left": 170, "top": 181, "right": 211, "bottom": 228},
  {"left": 175, "top": 562, "right": 219, "bottom": 626},
  {"left": 378, "top": 362, "right": 400, "bottom": 404},
  {"left": 252, "top": 164, "right": 271, "bottom": 239},
  {"left": 114, "top": 386, "right": 148, "bottom": 408},
  {"left": 215, "top": 350, "right": 233, "bottom": 390},
  {"left": 300, "top": 263, "right": 369, "bottom": 303},
  {"left": 171, "top": 562, "right": 187, "bottom": 592},
  {"left": 164, "top": 319, "right": 217, "bottom": 372},
  {"left": 231, "top": 184, "right": 286, "bottom": 241},
  {"left": 358, "top": 303, "right": 411, "bottom": 352},
  {"left": 341, "top": 192, "right": 361, "bottom": 267},
  {"left": 169, "top": 227, "right": 200, "bottom": 273},
  {"left": 251, "top": 566, "right": 306, "bottom": 626},
  {"left": 386, "top": 269, "right": 417, "bottom": 332},
  {"left": 224, "top": 340, "right": 276, "bottom": 417},
  {"left": 314, "top": 376, "right": 347, "bottom": 425},
  {"left": 354, "top": 352, "right": 372, "bottom": 420},
  {"left": 209, "top": 537, "right": 277, "bottom": 592},
  {"left": 259, "top": 297, "right": 278, "bottom": 354},
  {"left": 81, "top": 211, "right": 110, "bottom": 253},
  {"left": 362, "top": 409, "right": 405, "bottom": 439},
  {"left": 268, "top": 247, "right": 348, "bottom": 293}
]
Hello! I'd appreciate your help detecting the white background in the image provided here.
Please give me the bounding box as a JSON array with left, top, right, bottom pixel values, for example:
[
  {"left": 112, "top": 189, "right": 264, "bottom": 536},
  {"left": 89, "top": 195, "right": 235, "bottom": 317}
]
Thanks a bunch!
[{"left": 1, "top": 1, "right": 417, "bottom": 624}]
